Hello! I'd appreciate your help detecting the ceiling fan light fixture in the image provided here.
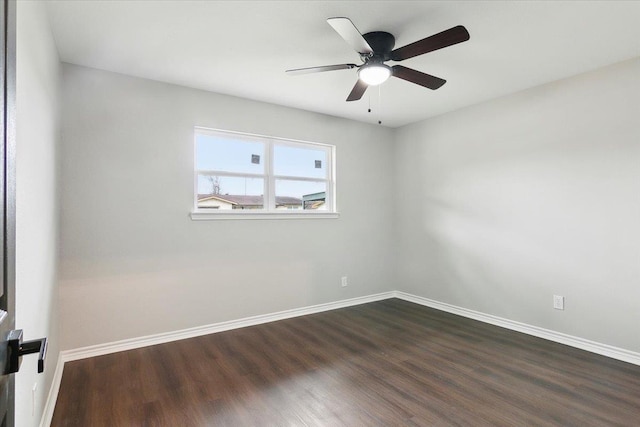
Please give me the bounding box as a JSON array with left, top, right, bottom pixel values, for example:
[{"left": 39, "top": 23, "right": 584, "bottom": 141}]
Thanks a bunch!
[{"left": 358, "top": 63, "right": 391, "bottom": 86}]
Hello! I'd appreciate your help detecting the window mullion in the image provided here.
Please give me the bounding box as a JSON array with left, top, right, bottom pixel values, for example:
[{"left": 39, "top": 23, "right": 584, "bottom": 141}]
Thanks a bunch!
[
  {"left": 266, "top": 140, "right": 275, "bottom": 211},
  {"left": 197, "top": 170, "right": 265, "bottom": 179},
  {"left": 272, "top": 175, "right": 327, "bottom": 183}
]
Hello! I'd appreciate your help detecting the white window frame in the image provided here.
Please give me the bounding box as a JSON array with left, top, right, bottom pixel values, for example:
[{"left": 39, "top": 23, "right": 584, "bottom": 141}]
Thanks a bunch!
[{"left": 191, "top": 127, "right": 338, "bottom": 220}]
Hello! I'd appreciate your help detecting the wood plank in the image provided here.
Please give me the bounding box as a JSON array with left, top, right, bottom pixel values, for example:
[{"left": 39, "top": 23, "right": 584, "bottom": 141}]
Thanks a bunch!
[{"left": 51, "top": 299, "right": 640, "bottom": 426}]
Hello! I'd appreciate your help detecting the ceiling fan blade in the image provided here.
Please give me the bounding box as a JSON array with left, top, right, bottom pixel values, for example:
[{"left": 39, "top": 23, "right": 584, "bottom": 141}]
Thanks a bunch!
[
  {"left": 327, "top": 17, "right": 373, "bottom": 55},
  {"left": 346, "top": 79, "right": 368, "bottom": 101},
  {"left": 392, "top": 65, "right": 446, "bottom": 90},
  {"left": 286, "top": 63, "right": 357, "bottom": 75},
  {"left": 390, "top": 25, "right": 470, "bottom": 61}
]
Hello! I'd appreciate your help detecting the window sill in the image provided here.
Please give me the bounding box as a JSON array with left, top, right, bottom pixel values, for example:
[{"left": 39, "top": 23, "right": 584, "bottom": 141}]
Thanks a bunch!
[{"left": 190, "top": 211, "right": 340, "bottom": 221}]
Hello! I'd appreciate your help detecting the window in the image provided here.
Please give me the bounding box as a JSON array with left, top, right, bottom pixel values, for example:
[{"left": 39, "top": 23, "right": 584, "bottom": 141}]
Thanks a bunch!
[{"left": 192, "top": 128, "right": 337, "bottom": 219}]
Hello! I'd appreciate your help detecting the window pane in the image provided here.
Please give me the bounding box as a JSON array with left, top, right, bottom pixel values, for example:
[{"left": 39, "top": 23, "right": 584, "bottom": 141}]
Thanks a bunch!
[
  {"left": 196, "top": 133, "right": 264, "bottom": 174},
  {"left": 273, "top": 144, "right": 327, "bottom": 179},
  {"left": 197, "top": 174, "right": 264, "bottom": 210},
  {"left": 275, "top": 180, "right": 326, "bottom": 211}
]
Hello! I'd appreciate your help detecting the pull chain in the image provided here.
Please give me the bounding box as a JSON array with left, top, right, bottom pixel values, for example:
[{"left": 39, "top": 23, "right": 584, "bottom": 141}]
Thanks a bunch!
[{"left": 378, "top": 85, "right": 382, "bottom": 125}]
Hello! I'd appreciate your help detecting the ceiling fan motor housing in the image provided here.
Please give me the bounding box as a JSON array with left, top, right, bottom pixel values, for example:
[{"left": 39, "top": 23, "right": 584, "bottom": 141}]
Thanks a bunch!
[{"left": 363, "top": 31, "right": 396, "bottom": 60}]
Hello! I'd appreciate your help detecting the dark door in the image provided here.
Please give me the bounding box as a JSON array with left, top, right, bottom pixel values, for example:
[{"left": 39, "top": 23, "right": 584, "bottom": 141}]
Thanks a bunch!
[{"left": 0, "top": 0, "right": 16, "bottom": 425}]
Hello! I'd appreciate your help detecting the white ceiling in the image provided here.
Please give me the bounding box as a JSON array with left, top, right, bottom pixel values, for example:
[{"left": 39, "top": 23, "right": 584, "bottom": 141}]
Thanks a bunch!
[{"left": 45, "top": 1, "right": 640, "bottom": 128}]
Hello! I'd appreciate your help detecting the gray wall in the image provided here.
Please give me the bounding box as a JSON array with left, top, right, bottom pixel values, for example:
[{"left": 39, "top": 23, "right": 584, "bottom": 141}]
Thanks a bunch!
[
  {"left": 58, "top": 55, "right": 639, "bottom": 356},
  {"left": 59, "top": 64, "right": 395, "bottom": 350},
  {"left": 15, "top": 1, "right": 61, "bottom": 425},
  {"left": 394, "top": 58, "right": 640, "bottom": 352}
]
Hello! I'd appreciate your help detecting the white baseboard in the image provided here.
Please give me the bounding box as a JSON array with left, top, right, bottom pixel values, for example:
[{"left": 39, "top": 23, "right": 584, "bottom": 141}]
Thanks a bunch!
[
  {"left": 394, "top": 291, "right": 640, "bottom": 366},
  {"left": 60, "top": 291, "right": 395, "bottom": 362},
  {"left": 39, "top": 354, "right": 64, "bottom": 427},
  {"left": 40, "top": 292, "right": 395, "bottom": 426},
  {"left": 41, "top": 290, "right": 640, "bottom": 426}
]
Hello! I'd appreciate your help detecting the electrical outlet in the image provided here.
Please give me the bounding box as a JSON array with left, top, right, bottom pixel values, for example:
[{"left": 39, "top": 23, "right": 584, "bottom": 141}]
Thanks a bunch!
[
  {"left": 553, "top": 295, "right": 564, "bottom": 310},
  {"left": 341, "top": 276, "right": 348, "bottom": 287}
]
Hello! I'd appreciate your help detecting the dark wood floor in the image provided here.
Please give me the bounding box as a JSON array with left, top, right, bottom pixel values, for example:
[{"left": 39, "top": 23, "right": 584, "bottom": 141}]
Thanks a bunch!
[{"left": 51, "top": 299, "right": 640, "bottom": 426}]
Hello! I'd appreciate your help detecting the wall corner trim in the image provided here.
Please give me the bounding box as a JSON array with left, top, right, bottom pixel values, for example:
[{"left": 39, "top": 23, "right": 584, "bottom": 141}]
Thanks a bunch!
[{"left": 41, "top": 290, "right": 640, "bottom": 426}]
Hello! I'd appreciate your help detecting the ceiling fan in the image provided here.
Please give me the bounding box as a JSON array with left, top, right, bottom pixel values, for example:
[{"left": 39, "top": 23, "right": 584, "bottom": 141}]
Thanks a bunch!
[{"left": 286, "top": 17, "right": 470, "bottom": 101}]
